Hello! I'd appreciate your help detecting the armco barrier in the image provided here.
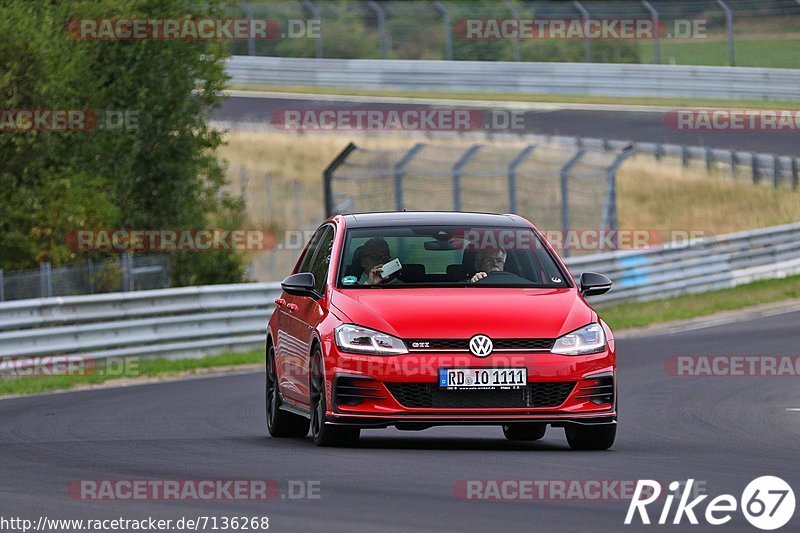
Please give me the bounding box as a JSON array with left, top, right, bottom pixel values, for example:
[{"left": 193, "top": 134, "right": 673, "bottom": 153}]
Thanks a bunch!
[
  {"left": 226, "top": 56, "right": 800, "bottom": 100},
  {"left": 1, "top": 222, "right": 799, "bottom": 362}
]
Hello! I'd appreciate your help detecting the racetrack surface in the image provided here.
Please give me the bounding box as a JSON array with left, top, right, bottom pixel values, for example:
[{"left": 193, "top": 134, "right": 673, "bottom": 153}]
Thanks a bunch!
[
  {"left": 215, "top": 94, "right": 800, "bottom": 156},
  {"left": 2, "top": 310, "right": 799, "bottom": 532}
]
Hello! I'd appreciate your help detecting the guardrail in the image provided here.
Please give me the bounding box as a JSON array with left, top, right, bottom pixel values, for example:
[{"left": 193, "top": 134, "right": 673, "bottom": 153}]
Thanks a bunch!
[
  {"left": 226, "top": 56, "right": 800, "bottom": 100},
  {"left": 1, "top": 222, "right": 799, "bottom": 362}
]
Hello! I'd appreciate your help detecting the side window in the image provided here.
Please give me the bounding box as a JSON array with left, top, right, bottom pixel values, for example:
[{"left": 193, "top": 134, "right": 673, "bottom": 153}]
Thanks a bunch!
[
  {"left": 309, "top": 227, "right": 334, "bottom": 294},
  {"left": 297, "top": 227, "right": 326, "bottom": 273}
]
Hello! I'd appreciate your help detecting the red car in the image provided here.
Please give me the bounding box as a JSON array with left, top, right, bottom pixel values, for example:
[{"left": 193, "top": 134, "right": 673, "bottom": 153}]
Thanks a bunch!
[{"left": 266, "top": 212, "right": 616, "bottom": 449}]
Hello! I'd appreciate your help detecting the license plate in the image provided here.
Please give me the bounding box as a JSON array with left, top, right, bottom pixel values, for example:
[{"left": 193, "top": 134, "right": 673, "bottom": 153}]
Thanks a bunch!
[{"left": 439, "top": 368, "right": 527, "bottom": 389}]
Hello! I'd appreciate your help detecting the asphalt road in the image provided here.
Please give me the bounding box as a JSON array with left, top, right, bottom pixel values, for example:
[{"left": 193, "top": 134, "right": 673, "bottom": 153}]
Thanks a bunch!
[
  {"left": 2, "top": 310, "right": 799, "bottom": 532},
  {"left": 215, "top": 94, "right": 800, "bottom": 156}
]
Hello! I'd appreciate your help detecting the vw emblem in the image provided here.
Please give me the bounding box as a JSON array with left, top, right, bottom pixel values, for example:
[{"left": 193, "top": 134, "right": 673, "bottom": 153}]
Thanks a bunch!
[{"left": 469, "top": 334, "right": 493, "bottom": 357}]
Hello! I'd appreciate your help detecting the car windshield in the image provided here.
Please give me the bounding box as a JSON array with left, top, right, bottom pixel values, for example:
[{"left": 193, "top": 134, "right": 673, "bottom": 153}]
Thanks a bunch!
[{"left": 337, "top": 225, "right": 571, "bottom": 289}]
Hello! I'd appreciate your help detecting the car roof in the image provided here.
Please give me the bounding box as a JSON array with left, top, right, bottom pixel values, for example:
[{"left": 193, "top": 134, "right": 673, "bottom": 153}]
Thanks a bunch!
[{"left": 341, "top": 211, "right": 529, "bottom": 228}]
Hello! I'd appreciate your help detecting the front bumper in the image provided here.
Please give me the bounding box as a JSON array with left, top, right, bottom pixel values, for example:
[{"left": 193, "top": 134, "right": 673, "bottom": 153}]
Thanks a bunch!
[{"left": 324, "top": 348, "right": 617, "bottom": 428}]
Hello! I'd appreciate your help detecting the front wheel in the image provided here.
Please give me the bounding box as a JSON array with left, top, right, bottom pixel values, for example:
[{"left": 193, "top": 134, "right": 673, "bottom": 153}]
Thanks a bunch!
[
  {"left": 310, "top": 348, "right": 360, "bottom": 447},
  {"left": 565, "top": 424, "right": 616, "bottom": 450},
  {"left": 266, "top": 345, "right": 310, "bottom": 438}
]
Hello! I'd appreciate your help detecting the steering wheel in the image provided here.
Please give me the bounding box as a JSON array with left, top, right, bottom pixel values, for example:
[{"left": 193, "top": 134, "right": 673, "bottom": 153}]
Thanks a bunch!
[{"left": 473, "top": 270, "right": 527, "bottom": 284}]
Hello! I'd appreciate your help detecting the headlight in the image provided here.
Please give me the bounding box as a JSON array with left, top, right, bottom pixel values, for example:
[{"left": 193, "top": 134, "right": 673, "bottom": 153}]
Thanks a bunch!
[
  {"left": 551, "top": 323, "right": 607, "bottom": 355},
  {"left": 335, "top": 325, "right": 408, "bottom": 355}
]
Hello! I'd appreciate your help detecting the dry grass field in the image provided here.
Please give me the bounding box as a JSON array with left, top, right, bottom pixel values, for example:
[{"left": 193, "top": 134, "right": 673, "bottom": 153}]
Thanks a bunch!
[{"left": 217, "top": 129, "right": 800, "bottom": 280}]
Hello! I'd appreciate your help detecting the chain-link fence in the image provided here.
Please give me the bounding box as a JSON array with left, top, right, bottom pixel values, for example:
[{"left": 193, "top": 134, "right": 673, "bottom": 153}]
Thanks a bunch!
[
  {"left": 323, "top": 137, "right": 635, "bottom": 257},
  {"left": 228, "top": 0, "right": 800, "bottom": 68},
  {"left": 0, "top": 254, "right": 171, "bottom": 302}
]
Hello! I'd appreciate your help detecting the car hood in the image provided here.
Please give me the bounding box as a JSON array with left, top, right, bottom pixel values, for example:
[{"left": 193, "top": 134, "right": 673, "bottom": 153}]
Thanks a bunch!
[{"left": 329, "top": 288, "right": 595, "bottom": 339}]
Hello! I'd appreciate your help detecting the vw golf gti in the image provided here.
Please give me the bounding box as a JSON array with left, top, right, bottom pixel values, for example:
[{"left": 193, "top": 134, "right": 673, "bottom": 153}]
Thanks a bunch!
[{"left": 266, "top": 212, "right": 616, "bottom": 449}]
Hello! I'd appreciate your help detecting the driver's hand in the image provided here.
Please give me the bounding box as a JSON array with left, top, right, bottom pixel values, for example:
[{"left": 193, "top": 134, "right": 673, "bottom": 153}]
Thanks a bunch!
[
  {"left": 367, "top": 265, "right": 386, "bottom": 285},
  {"left": 470, "top": 271, "right": 487, "bottom": 283}
]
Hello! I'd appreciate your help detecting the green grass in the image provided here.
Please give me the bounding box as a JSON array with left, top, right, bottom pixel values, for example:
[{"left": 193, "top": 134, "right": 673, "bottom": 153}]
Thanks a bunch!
[
  {"left": 638, "top": 39, "right": 800, "bottom": 69},
  {"left": 228, "top": 84, "right": 800, "bottom": 110},
  {"left": 0, "top": 349, "right": 262, "bottom": 397},
  {"left": 599, "top": 274, "right": 800, "bottom": 330}
]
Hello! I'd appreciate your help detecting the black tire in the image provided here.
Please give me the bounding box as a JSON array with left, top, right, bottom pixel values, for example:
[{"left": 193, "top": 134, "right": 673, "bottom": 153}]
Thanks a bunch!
[
  {"left": 502, "top": 424, "right": 547, "bottom": 441},
  {"left": 310, "top": 348, "right": 360, "bottom": 447},
  {"left": 266, "top": 344, "right": 310, "bottom": 438},
  {"left": 565, "top": 424, "right": 616, "bottom": 450}
]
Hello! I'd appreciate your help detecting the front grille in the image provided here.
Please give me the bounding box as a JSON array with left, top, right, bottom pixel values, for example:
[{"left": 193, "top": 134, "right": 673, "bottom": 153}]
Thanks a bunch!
[
  {"left": 334, "top": 377, "right": 387, "bottom": 407},
  {"left": 405, "top": 338, "right": 555, "bottom": 351},
  {"left": 386, "top": 382, "right": 575, "bottom": 408}
]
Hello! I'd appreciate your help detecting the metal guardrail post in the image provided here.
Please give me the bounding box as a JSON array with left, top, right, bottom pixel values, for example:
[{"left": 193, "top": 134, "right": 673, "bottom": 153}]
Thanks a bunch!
[
  {"left": 323, "top": 142, "right": 357, "bottom": 217},
  {"left": 368, "top": 1, "right": 390, "bottom": 59},
  {"left": 40, "top": 262, "right": 52, "bottom": 298},
  {"left": 393, "top": 143, "right": 426, "bottom": 211},
  {"left": 433, "top": 1, "right": 453, "bottom": 60},
  {"left": 715, "top": 0, "right": 735, "bottom": 66},
  {"left": 452, "top": 144, "right": 483, "bottom": 211},
  {"left": 752, "top": 154, "right": 760, "bottom": 184},
  {"left": 122, "top": 253, "right": 133, "bottom": 292},
  {"left": 773, "top": 155, "right": 780, "bottom": 188},
  {"left": 641, "top": 1, "right": 661, "bottom": 64},
  {"left": 503, "top": 0, "right": 521, "bottom": 61},
  {"left": 603, "top": 146, "right": 636, "bottom": 243},
  {"left": 573, "top": 1, "right": 592, "bottom": 63},
  {"left": 240, "top": 2, "right": 256, "bottom": 56},
  {"left": 508, "top": 145, "right": 536, "bottom": 214},
  {"left": 559, "top": 148, "right": 586, "bottom": 258},
  {"left": 302, "top": 0, "right": 323, "bottom": 58}
]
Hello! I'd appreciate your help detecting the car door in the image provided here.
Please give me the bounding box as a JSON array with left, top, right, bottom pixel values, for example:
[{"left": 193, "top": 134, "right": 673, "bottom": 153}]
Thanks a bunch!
[
  {"left": 280, "top": 225, "right": 334, "bottom": 407},
  {"left": 274, "top": 226, "right": 325, "bottom": 406}
]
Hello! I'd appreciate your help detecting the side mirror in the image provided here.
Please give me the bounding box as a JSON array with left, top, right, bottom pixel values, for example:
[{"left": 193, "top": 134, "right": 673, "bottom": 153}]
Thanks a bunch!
[
  {"left": 579, "top": 272, "right": 612, "bottom": 297},
  {"left": 281, "top": 272, "right": 318, "bottom": 298}
]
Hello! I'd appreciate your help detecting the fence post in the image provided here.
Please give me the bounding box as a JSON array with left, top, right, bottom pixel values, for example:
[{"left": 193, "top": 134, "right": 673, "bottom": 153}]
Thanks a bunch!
[
  {"left": 655, "top": 143, "right": 663, "bottom": 160},
  {"left": 730, "top": 150, "right": 737, "bottom": 178},
  {"left": 240, "top": 166, "right": 249, "bottom": 207},
  {"left": 87, "top": 258, "right": 94, "bottom": 294},
  {"left": 792, "top": 157, "right": 799, "bottom": 190},
  {"left": 40, "top": 262, "right": 52, "bottom": 298},
  {"left": 323, "top": 142, "right": 357, "bottom": 217},
  {"left": 394, "top": 143, "right": 425, "bottom": 211},
  {"left": 0, "top": 269, "right": 4, "bottom": 301},
  {"left": 715, "top": 0, "right": 735, "bottom": 66},
  {"left": 367, "top": 1, "right": 390, "bottom": 59},
  {"left": 293, "top": 181, "right": 303, "bottom": 229},
  {"left": 573, "top": 1, "right": 592, "bottom": 62},
  {"left": 559, "top": 148, "right": 587, "bottom": 258},
  {"left": 240, "top": 2, "right": 256, "bottom": 56},
  {"left": 508, "top": 145, "right": 535, "bottom": 214},
  {"left": 705, "top": 147, "right": 713, "bottom": 171},
  {"left": 452, "top": 144, "right": 483, "bottom": 211},
  {"left": 265, "top": 172, "right": 274, "bottom": 218},
  {"left": 302, "top": 0, "right": 323, "bottom": 58},
  {"left": 503, "top": 0, "right": 521, "bottom": 61},
  {"left": 603, "top": 146, "right": 636, "bottom": 246},
  {"left": 433, "top": 1, "right": 452, "bottom": 60},
  {"left": 682, "top": 145, "right": 690, "bottom": 167},
  {"left": 641, "top": 1, "right": 661, "bottom": 64}
]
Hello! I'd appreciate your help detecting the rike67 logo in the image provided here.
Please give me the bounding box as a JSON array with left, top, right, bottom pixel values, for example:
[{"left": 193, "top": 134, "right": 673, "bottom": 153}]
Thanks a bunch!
[{"left": 626, "top": 477, "right": 795, "bottom": 530}]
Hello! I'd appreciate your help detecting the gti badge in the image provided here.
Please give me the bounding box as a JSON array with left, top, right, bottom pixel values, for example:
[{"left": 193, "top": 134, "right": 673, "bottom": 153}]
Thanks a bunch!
[{"left": 469, "top": 334, "right": 493, "bottom": 357}]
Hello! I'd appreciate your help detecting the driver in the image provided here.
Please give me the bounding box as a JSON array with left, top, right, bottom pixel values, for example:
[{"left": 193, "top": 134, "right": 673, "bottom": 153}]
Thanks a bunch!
[{"left": 469, "top": 248, "right": 507, "bottom": 283}]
